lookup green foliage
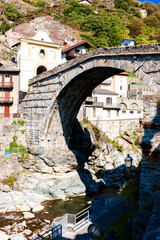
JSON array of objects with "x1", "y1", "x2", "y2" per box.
[
  {"x1": 144, "y1": 15, "x2": 159, "y2": 28},
  {"x1": 102, "y1": 208, "x2": 135, "y2": 240},
  {"x1": 133, "y1": 131, "x2": 137, "y2": 141},
  {"x1": 131, "y1": 144, "x2": 135, "y2": 150},
  {"x1": 1, "y1": 22, "x2": 11, "y2": 34},
  {"x1": 20, "y1": 130, "x2": 25, "y2": 134},
  {"x1": 54, "y1": 12, "x2": 63, "y2": 20},
  {"x1": 17, "y1": 119, "x2": 25, "y2": 126},
  {"x1": 80, "y1": 11, "x2": 123, "y2": 47},
  {"x1": 82, "y1": 118, "x2": 89, "y2": 124},
  {"x1": 109, "y1": 140, "x2": 124, "y2": 153},
  {"x1": 119, "y1": 178, "x2": 139, "y2": 206},
  {"x1": 23, "y1": 0, "x2": 31, "y2": 3},
  {"x1": 37, "y1": 0, "x2": 46, "y2": 9},
  {"x1": 114, "y1": 0, "x2": 132, "y2": 11},
  {"x1": 3, "y1": 3, "x2": 22, "y2": 21},
  {"x1": 129, "y1": 18, "x2": 145, "y2": 37},
  {"x1": 1, "y1": 50, "x2": 15, "y2": 60},
  {"x1": 3, "y1": 174, "x2": 17, "y2": 187},
  {"x1": 12, "y1": 134, "x2": 18, "y2": 142},
  {"x1": 91, "y1": 124, "x2": 101, "y2": 141}
]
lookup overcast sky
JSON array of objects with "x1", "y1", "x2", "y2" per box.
[{"x1": 139, "y1": 0, "x2": 160, "y2": 3}]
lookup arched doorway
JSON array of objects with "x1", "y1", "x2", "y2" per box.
[{"x1": 36, "y1": 66, "x2": 47, "y2": 75}]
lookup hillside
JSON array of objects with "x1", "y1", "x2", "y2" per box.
[{"x1": 0, "y1": 0, "x2": 159, "y2": 60}]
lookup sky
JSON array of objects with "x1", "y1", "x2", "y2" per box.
[{"x1": 139, "y1": 0, "x2": 160, "y2": 3}]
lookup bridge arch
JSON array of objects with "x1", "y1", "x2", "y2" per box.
[{"x1": 22, "y1": 44, "x2": 160, "y2": 163}]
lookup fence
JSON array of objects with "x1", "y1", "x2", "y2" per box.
[
  {"x1": 55, "y1": 191, "x2": 120, "y2": 233},
  {"x1": 35, "y1": 191, "x2": 121, "y2": 239},
  {"x1": 34, "y1": 223, "x2": 62, "y2": 240}
]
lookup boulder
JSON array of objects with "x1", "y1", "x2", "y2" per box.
[
  {"x1": 32, "y1": 205, "x2": 44, "y2": 212},
  {"x1": 23, "y1": 212, "x2": 35, "y2": 220},
  {"x1": 0, "y1": 231, "x2": 10, "y2": 240},
  {"x1": 11, "y1": 233, "x2": 27, "y2": 240},
  {"x1": 103, "y1": 163, "x2": 114, "y2": 171},
  {"x1": 23, "y1": 229, "x2": 32, "y2": 236},
  {"x1": 78, "y1": 169, "x2": 99, "y2": 194}
]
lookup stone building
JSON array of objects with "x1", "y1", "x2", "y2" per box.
[{"x1": 0, "y1": 62, "x2": 19, "y2": 117}]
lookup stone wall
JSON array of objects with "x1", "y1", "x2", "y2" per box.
[
  {"x1": 20, "y1": 44, "x2": 160, "y2": 165},
  {"x1": 0, "y1": 117, "x2": 26, "y2": 153},
  {"x1": 87, "y1": 118, "x2": 141, "y2": 140}
]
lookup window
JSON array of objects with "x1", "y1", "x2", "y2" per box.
[
  {"x1": 120, "y1": 86, "x2": 122, "y2": 90},
  {"x1": 39, "y1": 49, "x2": 45, "y2": 58},
  {"x1": 122, "y1": 110, "x2": 126, "y2": 114},
  {"x1": 106, "y1": 98, "x2": 112, "y2": 104},
  {"x1": 5, "y1": 75, "x2": 10, "y2": 82},
  {"x1": 117, "y1": 110, "x2": 119, "y2": 117},
  {"x1": 130, "y1": 111, "x2": 134, "y2": 114},
  {"x1": 137, "y1": 111, "x2": 141, "y2": 114}
]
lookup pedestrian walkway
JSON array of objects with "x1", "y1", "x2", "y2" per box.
[{"x1": 62, "y1": 197, "x2": 131, "y2": 240}]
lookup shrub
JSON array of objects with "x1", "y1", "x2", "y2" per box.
[
  {"x1": 119, "y1": 178, "x2": 139, "y2": 206},
  {"x1": 37, "y1": 0, "x2": 46, "y2": 9},
  {"x1": 91, "y1": 124, "x2": 101, "y2": 141},
  {"x1": 3, "y1": 174, "x2": 17, "y2": 187},
  {"x1": 54, "y1": 12, "x2": 63, "y2": 20},
  {"x1": 109, "y1": 140, "x2": 124, "y2": 153},
  {"x1": 12, "y1": 134, "x2": 18, "y2": 142},
  {"x1": 115, "y1": 0, "x2": 132, "y2": 11},
  {"x1": 3, "y1": 3, "x2": 22, "y2": 21},
  {"x1": 83, "y1": 118, "x2": 89, "y2": 124},
  {"x1": 17, "y1": 119, "x2": 25, "y2": 126},
  {"x1": 1, "y1": 22, "x2": 11, "y2": 34}
]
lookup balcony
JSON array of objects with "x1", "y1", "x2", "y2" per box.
[
  {"x1": 66, "y1": 51, "x2": 82, "y2": 60},
  {"x1": 0, "y1": 82, "x2": 13, "y2": 88},
  {"x1": 0, "y1": 97, "x2": 13, "y2": 104}
]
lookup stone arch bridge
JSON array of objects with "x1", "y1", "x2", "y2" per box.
[{"x1": 21, "y1": 44, "x2": 160, "y2": 165}]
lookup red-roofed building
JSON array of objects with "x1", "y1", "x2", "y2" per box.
[{"x1": 61, "y1": 40, "x2": 93, "y2": 62}]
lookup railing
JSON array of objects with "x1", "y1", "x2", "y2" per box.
[
  {"x1": 34, "y1": 223, "x2": 62, "y2": 240},
  {"x1": 0, "y1": 113, "x2": 21, "y2": 118},
  {"x1": 75, "y1": 205, "x2": 91, "y2": 231},
  {"x1": 35, "y1": 192, "x2": 121, "y2": 239},
  {"x1": 0, "y1": 97, "x2": 13, "y2": 103},
  {"x1": 54, "y1": 191, "x2": 120, "y2": 234},
  {"x1": 0, "y1": 82, "x2": 13, "y2": 88}
]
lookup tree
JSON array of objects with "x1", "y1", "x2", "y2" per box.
[
  {"x1": 4, "y1": 3, "x2": 22, "y2": 21},
  {"x1": 114, "y1": 0, "x2": 132, "y2": 11},
  {"x1": 129, "y1": 18, "x2": 145, "y2": 38}
]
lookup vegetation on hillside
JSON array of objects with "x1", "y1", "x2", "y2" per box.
[{"x1": 0, "y1": 0, "x2": 159, "y2": 47}]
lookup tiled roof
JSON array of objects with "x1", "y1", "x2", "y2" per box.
[
  {"x1": 0, "y1": 61, "x2": 19, "y2": 72},
  {"x1": 62, "y1": 40, "x2": 93, "y2": 53}
]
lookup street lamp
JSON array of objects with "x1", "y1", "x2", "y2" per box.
[{"x1": 124, "y1": 154, "x2": 133, "y2": 168}]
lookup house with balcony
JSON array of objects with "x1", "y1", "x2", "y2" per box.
[
  {"x1": 61, "y1": 40, "x2": 93, "y2": 62},
  {"x1": 0, "y1": 62, "x2": 19, "y2": 117},
  {"x1": 83, "y1": 73, "x2": 143, "y2": 138}
]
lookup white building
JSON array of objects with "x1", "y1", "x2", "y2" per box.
[
  {"x1": 120, "y1": 39, "x2": 135, "y2": 47},
  {"x1": 84, "y1": 73, "x2": 143, "y2": 136},
  {"x1": 61, "y1": 40, "x2": 93, "y2": 63},
  {"x1": 99, "y1": 72, "x2": 128, "y2": 98},
  {"x1": 14, "y1": 29, "x2": 63, "y2": 93},
  {"x1": 12, "y1": 29, "x2": 93, "y2": 98}
]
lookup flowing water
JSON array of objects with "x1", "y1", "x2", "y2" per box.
[{"x1": 0, "y1": 188, "x2": 115, "y2": 235}]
